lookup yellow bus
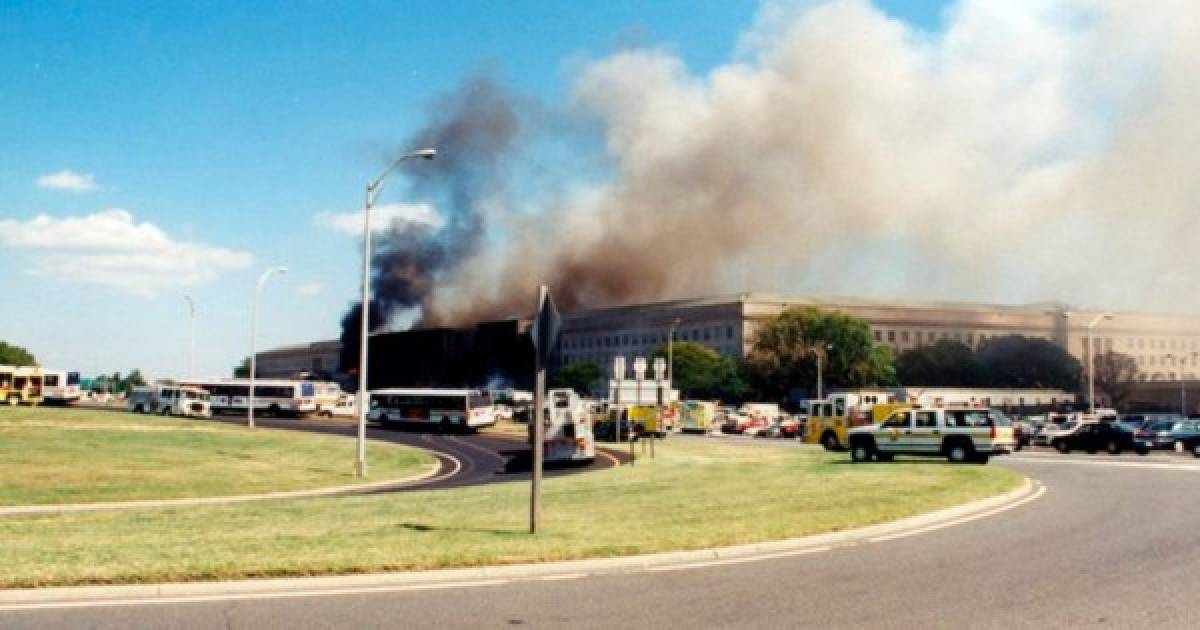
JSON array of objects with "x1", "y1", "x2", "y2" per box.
[{"x1": 1, "y1": 365, "x2": 44, "y2": 406}]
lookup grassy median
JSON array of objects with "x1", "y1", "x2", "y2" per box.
[
  {"x1": 0, "y1": 438, "x2": 1022, "y2": 588},
  {"x1": 0, "y1": 407, "x2": 436, "y2": 506}
]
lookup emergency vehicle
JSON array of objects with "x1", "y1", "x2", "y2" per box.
[
  {"x1": 679, "y1": 401, "x2": 717, "y2": 433},
  {"x1": 847, "y1": 406, "x2": 1017, "y2": 464},
  {"x1": 536, "y1": 388, "x2": 596, "y2": 464},
  {"x1": 802, "y1": 390, "x2": 908, "y2": 450}
]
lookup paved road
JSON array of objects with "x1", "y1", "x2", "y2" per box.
[
  {"x1": 5, "y1": 451, "x2": 1199, "y2": 628},
  {"x1": 213, "y1": 415, "x2": 628, "y2": 491}
]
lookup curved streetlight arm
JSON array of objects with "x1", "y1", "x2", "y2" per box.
[
  {"x1": 366, "y1": 148, "x2": 437, "y2": 206},
  {"x1": 182, "y1": 296, "x2": 194, "y2": 379},
  {"x1": 248, "y1": 266, "x2": 288, "y2": 429},
  {"x1": 356, "y1": 147, "x2": 436, "y2": 479}
]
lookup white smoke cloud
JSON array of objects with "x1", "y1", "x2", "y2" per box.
[
  {"x1": 0, "y1": 209, "x2": 252, "y2": 296},
  {"x1": 417, "y1": 0, "x2": 1200, "y2": 323},
  {"x1": 314, "y1": 203, "x2": 444, "y2": 236}
]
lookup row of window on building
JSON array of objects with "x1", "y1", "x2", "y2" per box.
[
  {"x1": 871, "y1": 328, "x2": 1050, "y2": 348},
  {"x1": 560, "y1": 325, "x2": 737, "y2": 352}
]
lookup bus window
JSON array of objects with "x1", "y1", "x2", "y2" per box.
[{"x1": 834, "y1": 399, "x2": 846, "y2": 416}]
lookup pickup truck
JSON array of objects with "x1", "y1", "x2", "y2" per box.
[{"x1": 847, "y1": 407, "x2": 1016, "y2": 464}]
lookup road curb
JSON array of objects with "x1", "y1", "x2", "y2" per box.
[
  {"x1": 0, "y1": 450, "x2": 444, "y2": 518},
  {"x1": 0, "y1": 477, "x2": 1039, "y2": 608}
]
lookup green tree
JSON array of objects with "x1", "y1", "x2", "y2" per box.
[
  {"x1": 976, "y1": 335, "x2": 1082, "y2": 391},
  {"x1": 896, "y1": 340, "x2": 984, "y2": 386},
  {"x1": 649, "y1": 341, "x2": 750, "y2": 402},
  {"x1": 121, "y1": 369, "x2": 146, "y2": 391},
  {"x1": 549, "y1": 362, "x2": 604, "y2": 396},
  {"x1": 1092, "y1": 351, "x2": 1139, "y2": 411},
  {"x1": 0, "y1": 341, "x2": 37, "y2": 366},
  {"x1": 745, "y1": 307, "x2": 895, "y2": 401},
  {"x1": 233, "y1": 357, "x2": 251, "y2": 378}
]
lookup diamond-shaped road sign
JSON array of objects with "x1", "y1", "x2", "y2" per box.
[{"x1": 530, "y1": 285, "x2": 561, "y2": 367}]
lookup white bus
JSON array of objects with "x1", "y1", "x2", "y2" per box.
[
  {"x1": 181, "y1": 379, "x2": 318, "y2": 417},
  {"x1": 128, "y1": 384, "x2": 212, "y2": 418},
  {"x1": 41, "y1": 369, "x2": 82, "y2": 405},
  {"x1": 367, "y1": 388, "x2": 497, "y2": 433},
  {"x1": 536, "y1": 389, "x2": 596, "y2": 464}
]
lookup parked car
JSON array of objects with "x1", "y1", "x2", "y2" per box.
[
  {"x1": 847, "y1": 406, "x2": 1016, "y2": 464},
  {"x1": 1034, "y1": 420, "x2": 1080, "y2": 447},
  {"x1": 1167, "y1": 419, "x2": 1200, "y2": 450},
  {"x1": 1176, "y1": 432, "x2": 1200, "y2": 458},
  {"x1": 754, "y1": 417, "x2": 802, "y2": 439},
  {"x1": 1049, "y1": 422, "x2": 1151, "y2": 455},
  {"x1": 1012, "y1": 420, "x2": 1034, "y2": 450},
  {"x1": 1141, "y1": 418, "x2": 1185, "y2": 450}
]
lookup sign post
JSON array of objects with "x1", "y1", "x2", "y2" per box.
[
  {"x1": 612, "y1": 356, "x2": 626, "y2": 441},
  {"x1": 528, "y1": 285, "x2": 560, "y2": 535}
]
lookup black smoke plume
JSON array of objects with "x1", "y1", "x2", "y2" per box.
[{"x1": 339, "y1": 72, "x2": 524, "y2": 373}]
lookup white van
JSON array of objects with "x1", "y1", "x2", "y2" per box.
[{"x1": 128, "y1": 385, "x2": 212, "y2": 418}]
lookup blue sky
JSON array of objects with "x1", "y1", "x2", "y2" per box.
[{"x1": 1, "y1": 1, "x2": 951, "y2": 378}]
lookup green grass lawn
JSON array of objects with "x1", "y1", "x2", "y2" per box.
[
  {"x1": 0, "y1": 437, "x2": 1022, "y2": 588},
  {"x1": 0, "y1": 407, "x2": 436, "y2": 506}
]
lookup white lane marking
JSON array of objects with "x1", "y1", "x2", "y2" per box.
[
  {"x1": 868, "y1": 482, "x2": 1047, "y2": 543},
  {"x1": 444, "y1": 434, "x2": 508, "y2": 467},
  {"x1": 596, "y1": 450, "x2": 620, "y2": 467},
  {"x1": 646, "y1": 546, "x2": 834, "y2": 572},
  {"x1": 0, "y1": 579, "x2": 512, "y2": 612},
  {"x1": 1007, "y1": 455, "x2": 1200, "y2": 472}
]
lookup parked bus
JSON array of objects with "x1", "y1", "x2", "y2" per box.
[
  {"x1": 127, "y1": 384, "x2": 212, "y2": 417},
  {"x1": 1, "y1": 365, "x2": 44, "y2": 406},
  {"x1": 180, "y1": 379, "x2": 318, "y2": 417},
  {"x1": 536, "y1": 388, "x2": 595, "y2": 464},
  {"x1": 367, "y1": 388, "x2": 497, "y2": 432},
  {"x1": 40, "y1": 369, "x2": 82, "y2": 405}
]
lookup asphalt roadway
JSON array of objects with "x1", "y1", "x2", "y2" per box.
[
  {"x1": 5, "y1": 448, "x2": 1200, "y2": 628},
  {"x1": 213, "y1": 415, "x2": 629, "y2": 490}
]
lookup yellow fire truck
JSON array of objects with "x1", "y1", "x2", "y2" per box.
[{"x1": 802, "y1": 390, "x2": 909, "y2": 450}]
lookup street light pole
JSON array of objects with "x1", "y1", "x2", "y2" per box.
[
  {"x1": 356, "y1": 147, "x2": 436, "y2": 478},
  {"x1": 1066, "y1": 311, "x2": 1113, "y2": 415},
  {"x1": 812, "y1": 343, "x2": 833, "y2": 400},
  {"x1": 183, "y1": 295, "x2": 195, "y2": 378},
  {"x1": 248, "y1": 266, "x2": 288, "y2": 429},
  {"x1": 667, "y1": 318, "x2": 681, "y2": 388}
]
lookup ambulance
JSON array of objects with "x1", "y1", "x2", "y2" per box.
[
  {"x1": 679, "y1": 400, "x2": 717, "y2": 433},
  {"x1": 536, "y1": 389, "x2": 596, "y2": 464}
]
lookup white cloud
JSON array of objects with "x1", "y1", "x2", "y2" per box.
[
  {"x1": 0, "y1": 209, "x2": 252, "y2": 296},
  {"x1": 35, "y1": 169, "x2": 99, "y2": 192},
  {"x1": 295, "y1": 281, "x2": 323, "y2": 297},
  {"x1": 313, "y1": 202, "x2": 443, "y2": 236}
]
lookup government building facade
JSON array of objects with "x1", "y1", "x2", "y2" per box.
[{"x1": 556, "y1": 293, "x2": 1200, "y2": 383}]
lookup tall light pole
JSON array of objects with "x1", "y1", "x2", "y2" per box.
[
  {"x1": 667, "y1": 318, "x2": 681, "y2": 388},
  {"x1": 356, "y1": 147, "x2": 436, "y2": 478},
  {"x1": 183, "y1": 295, "x2": 195, "y2": 378},
  {"x1": 812, "y1": 343, "x2": 833, "y2": 400},
  {"x1": 1064, "y1": 311, "x2": 1113, "y2": 414},
  {"x1": 248, "y1": 266, "x2": 288, "y2": 428},
  {"x1": 1165, "y1": 352, "x2": 1192, "y2": 416}
]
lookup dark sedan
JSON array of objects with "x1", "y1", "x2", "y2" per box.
[
  {"x1": 1050, "y1": 422, "x2": 1151, "y2": 455},
  {"x1": 1178, "y1": 434, "x2": 1200, "y2": 458}
]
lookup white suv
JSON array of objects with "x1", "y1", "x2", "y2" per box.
[{"x1": 847, "y1": 407, "x2": 1016, "y2": 464}]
